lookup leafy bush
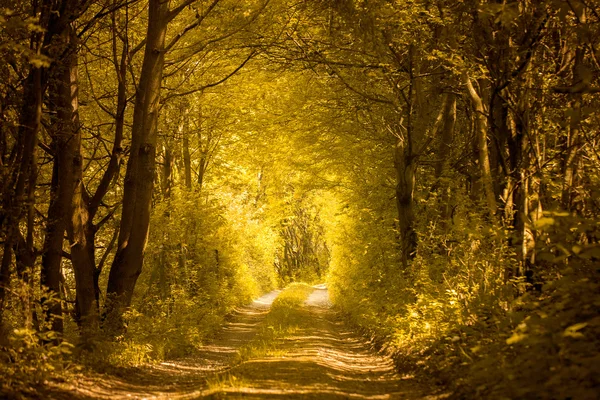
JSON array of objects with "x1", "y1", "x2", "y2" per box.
[
  {"x1": 328, "y1": 177, "x2": 600, "y2": 399},
  {"x1": 0, "y1": 325, "x2": 74, "y2": 397},
  {"x1": 80, "y1": 189, "x2": 279, "y2": 368}
]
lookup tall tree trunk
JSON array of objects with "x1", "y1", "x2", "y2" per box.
[
  {"x1": 394, "y1": 45, "x2": 420, "y2": 269},
  {"x1": 434, "y1": 93, "x2": 457, "y2": 221},
  {"x1": 178, "y1": 103, "x2": 192, "y2": 190},
  {"x1": 509, "y1": 97, "x2": 532, "y2": 283},
  {"x1": 394, "y1": 139, "x2": 417, "y2": 268},
  {"x1": 0, "y1": 242, "x2": 11, "y2": 324},
  {"x1": 182, "y1": 137, "x2": 192, "y2": 190},
  {"x1": 61, "y1": 34, "x2": 101, "y2": 330},
  {"x1": 394, "y1": 50, "x2": 448, "y2": 267},
  {"x1": 489, "y1": 92, "x2": 511, "y2": 204},
  {"x1": 68, "y1": 9, "x2": 128, "y2": 329},
  {"x1": 0, "y1": 65, "x2": 43, "y2": 325},
  {"x1": 197, "y1": 154, "x2": 208, "y2": 191},
  {"x1": 41, "y1": 24, "x2": 80, "y2": 336},
  {"x1": 106, "y1": 0, "x2": 169, "y2": 327},
  {"x1": 1, "y1": 0, "x2": 91, "y2": 328},
  {"x1": 464, "y1": 73, "x2": 497, "y2": 217},
  {"x1": 561, "y1": 46, "x2": 585, "y2": 212},
  {"x1": 161, "y1": 146, "x2": 173, "y2": 199},
  {"x1": 434, "y1": 94, "x2": 456, "y2": 178},
  {"x1": 0, "y1": 0, "x2": 64, "y2": 325}
]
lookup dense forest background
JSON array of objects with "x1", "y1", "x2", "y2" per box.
[{"x1": 1, "y1": 0, "x2": 599, "y2": 398}]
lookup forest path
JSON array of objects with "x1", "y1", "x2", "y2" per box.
[
  {"x1": 45, "y1": 287, "x2": 443, "y2": 399},
  {"x1": 45, "y1": 290, "x2": 281, "y2": 399},
  {"x1": 200, "y1": 286, "x2": 442, "y2": 399}
]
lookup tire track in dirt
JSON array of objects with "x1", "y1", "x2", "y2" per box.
[
  {"x1": 43, "y1": 288, "x2": 444, "y2": 399},
  {"x1": 202, "y1": 286, "x2": 444, "y2": 399}
]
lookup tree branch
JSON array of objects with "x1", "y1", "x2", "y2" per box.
[
  {"x1": 162, "y1": 50, "x2": 256, "y2": 102},
  {"x1": 166, "y1": 0, "x2": 222, "y2": 49}
]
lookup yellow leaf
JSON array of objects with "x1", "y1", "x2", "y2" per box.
[
  {"x1": 534, "y1": 217, "x2": 555, "y2": 229},
  {"x1": 563, "y1": 322, "x2": 588, "y2": 338},
  {"x1": 506, "y1": 332, "x2": 527, "y2": 345}
]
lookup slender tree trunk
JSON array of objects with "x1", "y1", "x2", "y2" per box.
[
  {"x1": 0, "y1": 241, "x2": 13, "y2": 325},
  {"x1": 68, "y1": 13, "x2": 128, "y2": 328},
  {"x1": 0, "y1": 67, "x2": 42, "y2": 324},
  {"x1": 394, "y1": 139, "x2": 417, "y2": 268},
  {"x1": 464, "y1": 73, "x2": 497, "y2": 217},
  {"x1": 14, "y1": 231, "x2": 37, "y2": 329},
  {"x1": 161, "y1": 146, "x2": 173, "y2": 199},
  {"x1": 434, "y1": 94, "x2": 456, "y2": 178},
  {"x1": 561, "y1": 47, "x2": 584, "y2": 212},
  {"x1": 106, "y1": 0, "x2": 169, "y2": 327},
  {"x1": 197, "y1": 155, "x2": 208, "y2": 191},
  {"x1": 183, "y1": 137, "x2": 192, "y2": 190},
  {"x1": 1, "y1": 0, "x2": 90, "y2": 328},
  {"x1": 40, "y1": 157, "x2": 68, "y2": 336},
  {"x1": 62, "y1": 38, "x2": 100, "y2": 329},
  {"x1": 178, "y1": 103, "x2": 192, "y2": 190},
  {"x1": 434, "y1": 93, "x2": 456, "y2": 221},
  {"x1": 509, "y1": 102, "x2": 531, "y2": 282},
  {"x1": 394, "y1": 45, "x2": 419, "y2": 269},
  {"x1": 41, "y1": 25, "x2": 80, "y2": 336},
  {"x1": 489, "y1": 92, "x2": 510, "y2": 203}
]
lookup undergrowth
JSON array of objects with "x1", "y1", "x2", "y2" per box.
[
  {"x1": 329, "y1": 188, "x2": 600, "y2": 399},
  {"x1": 1, "y1": 191, "x2": 279, "y2": 398},
  {"x1": 75, "y1": 191, "x2": 277, "y2": 371}
]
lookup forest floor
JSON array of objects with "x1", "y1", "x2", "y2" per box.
[{"x1": 38, "y1": 286, "x2": 446, "y2": 399}]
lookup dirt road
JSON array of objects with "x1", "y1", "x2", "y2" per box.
[
  {"x1": 44, "y1": 287, "x2": 441, "y2": 399},
  {"x1": 201, "y1": 286, "x2": 440, "y2": 399}
]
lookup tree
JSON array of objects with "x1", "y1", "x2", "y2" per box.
[{"x1": 106, "y1": 0, "x2": 270, "y2": 326}]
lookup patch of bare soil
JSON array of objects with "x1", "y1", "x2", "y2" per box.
[{"x1": 204, "y1": 287, "x2": 445, "y2": 399}]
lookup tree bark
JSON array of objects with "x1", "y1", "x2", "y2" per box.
[
  {"x1": 394, "y1": 139, "x2": 417, "y2": 268},
  {"x1": 68, "y1": 11, "x2": 128, "y2": 329},
  {"x1": 161, "y1": 146, "x2": 173, "y2": 199},
  {"x1": 63, "y1": 40, "x2": 100, "y2": 329},
  {"x1": 0, "y1": 241, "x2": 13, "y2": 325},
  {"x1": 464, "y1": 73, "x2": 497, "y2": 217},
  {"x1": 178, "y1": 103, "x2": 192, "y2": 190},
  {"x1": 0, "y1": 0, "x2": 75, "y2": 326},
  {"x1": 41, "y1": 24, "x2": 80, "y2": 336},
  {"x1": 509, "y1": 97, "x2": 532, "y2": 282},
  {"x1": 0, "y1": 64, "x2": 43, "y2": 325},
  {"x1": 106, "y1": 0, "x2": 169, "y2": 327},
  {"x1": 434, "y1": 93, "x2": 456, "y2": 221},
  {"x1": 197, "y1": 154, "x2": 208, "y2": 191},
  {"x1": 393, "y1": 45, "x2": 420, "y2": 269},
  {"x1": 561, "y1": 46, "x2": 585, "y2": 212},
  {"x1": 434, "y1": 94, "x2": 456, "y2": 178}
]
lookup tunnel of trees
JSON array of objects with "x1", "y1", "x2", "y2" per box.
[{"x1": 0, "y1": 0, "x2": 599, "y2": 398}]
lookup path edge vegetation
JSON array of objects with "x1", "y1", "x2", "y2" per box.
[{"x1": 330, "y1": 255, "x2": 600, "y2": 399}]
